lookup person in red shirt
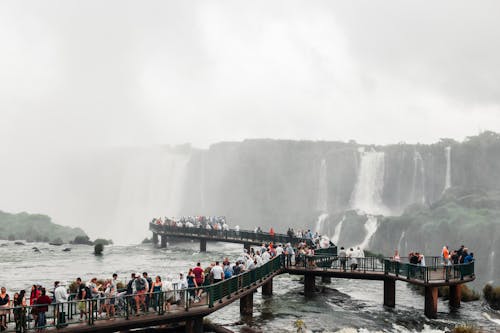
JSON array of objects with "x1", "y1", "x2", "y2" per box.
[
  {"x1": 36, "y1": 288, "x2": 52, "y2": 330},
  {"x1": 192, "y1": 262, "x2": 205, "y2": 301}
]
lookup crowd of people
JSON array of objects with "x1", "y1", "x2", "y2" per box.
[
  {"x1": 152, "y1": 216, "x2": 229, "y2": 231},
  {"x1": 0, "y1": 240, "x2": 294, "y2": 332}
]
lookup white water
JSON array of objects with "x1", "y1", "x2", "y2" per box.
[
  {"x1": 113, "y1": 148, "x2": 190, "y2": 244},
  {"x1": 357, "y1": 215, "x2": 378, "y2": 250},
  {"x1": 411, "y1": 151, "x2": 426, "y2": 204},
  {"x1": 443, "y1": 146, "x2": 452, "y2": 193},
  {"x1": 331, "y1": 215, "x2": 345, "y2": 245},
  {"x1": 350, "y1": 149, "x2": 389, "y2": 215},
  {"x1": 317, "y1": 159, "x2": 328, "y2": 212},
  {"x1": 489, "y1": 251, "x2": 496, "y2": 283},
  {"x1": 315, "y1": 213, "x2": 329, "y2": 234},
  {"x1": 397, "y1": 231, "x2": 406, "y2": 253}
]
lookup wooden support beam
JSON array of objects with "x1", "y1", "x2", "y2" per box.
[
  {"x1": 424, "y1": 286, "x2": 438, "y2": 319},
  {"x1": 449, "y1": 284, "x2": 461, "y2": 308},
  {"x1": 160, "y1": 235, "x2": 167, "y2": 248},
  {"x1": 240, "y1": 292, "x2": 253, "y2": 316},
  {"x1": 383, "y1": 278, "x2": 396, "y2": 308},
  {"x1": 152, "y1": 233, "x2": 158, "y2": 246},
  {"x1": 200, "y1": 239, "x2": 207, "y2": 252},
  {"x1": 185, "y1": 317, "x2": 204, "y2": 333},
  {"x1": 262, "y1": 278, "x2": 273, "y2": 296},
  {"x1": 304, "y1": 274, "x2": 316, "y2": 297}
]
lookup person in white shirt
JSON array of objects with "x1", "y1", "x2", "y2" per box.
[
  {"x1": 211, "y1": 262, "x2": 224, "y2": 283},
  {"x1": 276, "y1": 244, "x2": 284, "y2": 256},
  {"x1": 54, "y1": 281, "x2": 68, "y2": 324}
]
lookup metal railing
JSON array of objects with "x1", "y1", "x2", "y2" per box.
[
  {"x1": 288, "y1": 254, "x2": 385, "y2": 273},
  {"x1": 150, "y1": 223, "x2": 315, "y2": 247},
  {"x1": 383, "y1": 258, "x2": 475, "y2": 283},
  {"x1": 0, "y1": 257, "x2": 284, "y2": 332}
]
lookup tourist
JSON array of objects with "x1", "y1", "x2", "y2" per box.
[
  {"x1": 29, "y1": 285, "x2": 40, "y2": 324},
  {"x1": 0, "y1": 287, "x2": 9, "y2": 331},
  {"x1": 211, "y1": 261, "x2": 224, "y2": 283},
  {"x1": 186, "y1": 268, "x2": 198, "y2": 302},
  {"x1": 349, "y1": 248, "x2": 358, "y2": 271},
  {"x1": 163, "y1": 277, "x2": 175, "y2": 312},
  {"x1": 126, "y1": 273, "x2": 137, "y2": 313},
  {"x1": 441, "y1": 245, "x2": 450, "y2": 265},
  {"x1": 76, "y1": 278, "x2": 89, "y2": 321},
  {"x1": 103, "y1": 280, "x2": 116, "y2": 319},
  {"x1": 193, "y1": 263, "x2": 204, "y2": 301},
  {"x1": 54, "y1": 281, "x2": 68, "y2": 326},
  {"x1": 134, "y1": 272, "x2": 149, "y2": 313},
  {"x1": 339, "y1": 247, "x2": 347, "y2": 272},
  {"x1": 392, "y1": 250, "x2": 401, "y2": 262},
  {"x1": 143, "y1": 272, "x2": 153, "y2": 310},
  {"x1": 35, "y1": 288, "x2": 52, "y2": 330},
  {"x1": 148, "y1": 276, "x2": 162, "y2": 310},
  {"x1": 285, "y1": 243, "x2": 294, "y2": 266},
  {"x1": 14, "y1": 290, "x2": 27, "y2": 333},
  {"x1": 464, "y1": 252, "x2": 474, "y2": 263}
]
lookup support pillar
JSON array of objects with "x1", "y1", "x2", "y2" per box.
[
  {"x1": 321, "y1": 276, "x2": 331, "y2": 284},
  {"x1": 304, "y1": 274, "x2": 316, "y2": 297},
  {"x1": 449, "y1": 284, "x2": 462, "y2": 308},
  {"x1": 243, "y1": 242, "x2": 251, "y2": 253},
  {"x1": 160, "y1": 235, "x2": 167, "y2": 248},
  {"x1": 424, "y1": 286, "x2": 438, "y2": 319},
  {"x1": 383, "y1": 278, "x2": 396, "y2": 308},
  {"x1": 152, "y1": 233, "x2": 158, "y2": 246},
  {"x1": 200, "y1": 239, "x2": 207, "y2": 252},
  {"x1": 185, "y1": 317, "x2": 204, "y2": 333},
  {"x1": 240, "y1": 292, "x2": 253, "y2": 316},
  {"x1": 262, "y1": 279, "x2": 273, "y2": 296}
]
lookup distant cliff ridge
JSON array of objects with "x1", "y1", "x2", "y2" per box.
[{"x1": 0, "y1": 211, "x2": 87, "y2": 243}]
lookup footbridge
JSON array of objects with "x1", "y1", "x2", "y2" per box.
[{"x1": 149, "y1": 222, "x2": 313, "y2": 252}]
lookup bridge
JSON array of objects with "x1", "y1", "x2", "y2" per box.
[
  {"x1": 149, "y1": 222, "x2": 317, "y2": 252},
  {"x1": 0, "y1": 229, "x2": 475, "y2": 332}
]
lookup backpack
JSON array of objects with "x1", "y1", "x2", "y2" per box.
[
  {"x1": 85, "y1": 286, "x2": 93, "y2": 299},
  {"x1": 135, "y1": 278, "x2": 146, "y2": 291}
]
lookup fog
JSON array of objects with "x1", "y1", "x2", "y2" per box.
[{"x1": 1, "y1": 1, "x2": 500, "y2": 242}]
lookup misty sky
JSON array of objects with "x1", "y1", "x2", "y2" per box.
[{"x1": 2, "y1": 0, "x2": 500, "y2": 155}]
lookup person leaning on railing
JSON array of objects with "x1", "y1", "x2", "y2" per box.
[{"x1": 0, "y1": 287, "x2": 9, "y2": 331}]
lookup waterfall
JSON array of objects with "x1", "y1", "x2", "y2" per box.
[
  {"x1": 315, "y1": 159, "x2": 329, "y2": 234},
  {"x1": 113, "y1": 148, "x2": 190, "y2": 244},
  {"x1": 357, "y1": 215, "x2": 378, "y2": 250},
  {"x1": 350, "y1": 149, "x2": 389, "y2": 215},
  {"x1": 411, "y1": 151, "x2": 426, "y2": 204},
  {"x1": 443, "y1": 146, "x2": 452, "y2": 193},
  {"x1": 489, "y1": 251, "x2": 496, "y2": 283},
  {"x1": 315, "y1": 213, "x2": 329, "y2": 234},
  {"x1": 331, "y1": 215, "x2": 345, "y2": 245},
  {"x1": 397, "y1": 231, "x2": 406, "y2": 253},
  {"x1": 317, "y1": 159, "x2": 328, "y2": 212}
]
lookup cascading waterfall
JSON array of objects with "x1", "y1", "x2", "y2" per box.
[
  {"x1": 331, "y1": 215, "x2": 345, "y2": 245},
  {"x1": 317, "y1": 159, "x2": 328, "y2": 212},
  {"x1": 315, "y1": 159, "x2": 329, "y2": 234},
  {"x1": 443, "y1": 146, "x2": 452, "y2": 193},
  {"x1": 489, "y1": 251, "x2": 496, "y2": 283},
  {"x1": 397, "y1": 231, "x2": 406, "y2": 253},
  {"x1": 411, "y1": 151, "x2": 426, "y2": 204},
  {"x1": 357, "y1": 215, "x2": 378, "y2": 250},
  {"x1": 113, "y1": 148, "x2": 190, "y2": 244},
  {"x1": 350, "y1": 148, "x2": 389, "y2": 215}
]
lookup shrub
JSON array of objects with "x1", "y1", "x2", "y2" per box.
[
  {"x1": 483, "y1": 284, "x2": 500, "y2": 309},
  {"x1": 72, "y1": 235, "x2": 93, "y2": 245},
  {"x1": 93, "y1": 239, "x2": 113, "y2": 246},
  {"x1": 142, "y1": 237, "x2": 152, "y2": 244}
]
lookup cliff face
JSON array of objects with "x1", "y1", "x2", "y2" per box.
[{"x1": 172, "y1": 132, "x2": 500, "y2": 286}]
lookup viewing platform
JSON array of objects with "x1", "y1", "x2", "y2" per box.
[{"x1": 149, "y1": 222, "x2": 315, "y2": 251}]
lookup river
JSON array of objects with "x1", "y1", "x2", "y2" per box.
[{"x1": 0, "y1": 241, "x2": 498, "y2": 333}]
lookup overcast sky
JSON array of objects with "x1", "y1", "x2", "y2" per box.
[{"x1": 2, "y1": 0, "x2": 500, "y2": 154}]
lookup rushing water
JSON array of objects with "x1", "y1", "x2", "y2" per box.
[
  {"x1": 0, "y1": 240, "x2": 498, "y2": 333},
  {"x1": 443, "y1": 147, "x2": 452, "y2": 194},
  {"x1": 350, "y1": 150, "x2": 389, "y2": 216}
]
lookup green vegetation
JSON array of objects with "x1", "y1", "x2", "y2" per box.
[
  {"x1": 483, "y1": 284, "x2": 500, "y2": 309},
  {"x1": 93, "y1": 238, "x2": 113, "y2": 246},
  {"x1": 0, "y1": 210, "x2": 87, "y2": 244}
]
